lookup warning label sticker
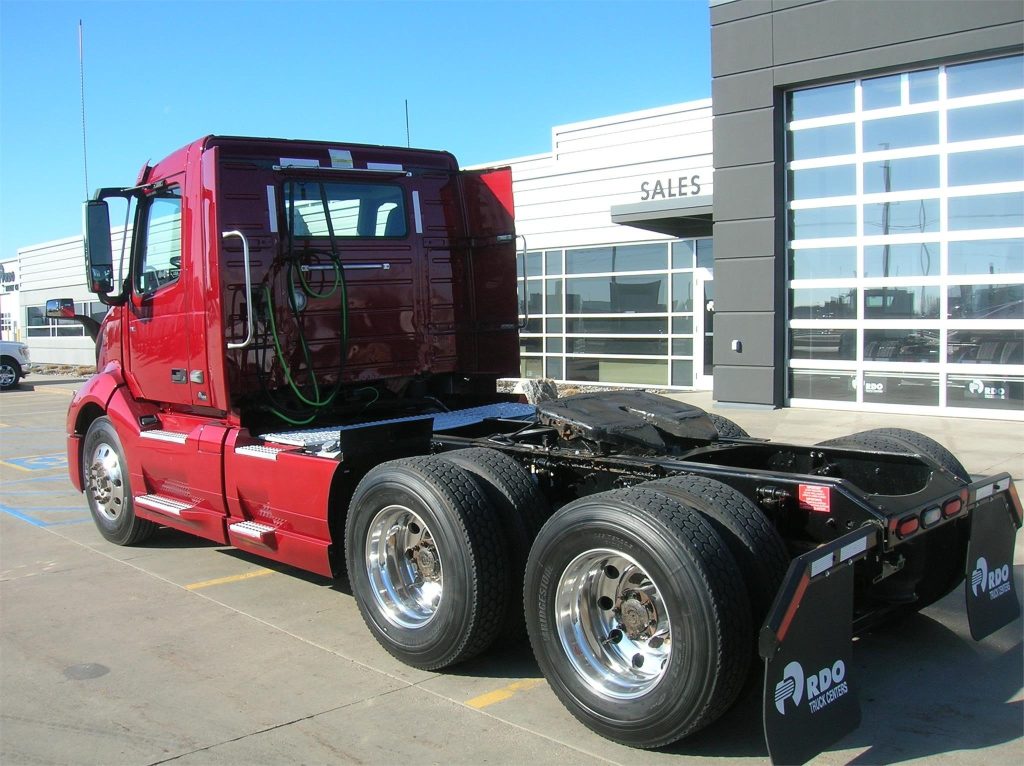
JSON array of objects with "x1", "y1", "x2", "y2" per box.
[{"x1": 799, "y1": 484, "x2": 831, "y2": 514}]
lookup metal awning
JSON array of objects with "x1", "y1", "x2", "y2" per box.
[{"x1": 610, "y1": 195, "x2": 714, "y2": 237}]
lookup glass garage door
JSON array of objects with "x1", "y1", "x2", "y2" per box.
[{"x1": 786, "y1": 54, "x2": 1024, "y2": 417}]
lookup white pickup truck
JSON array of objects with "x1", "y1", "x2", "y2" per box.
[{"x1": 0, "y1": 340, "x2": 30, "y2": 390}]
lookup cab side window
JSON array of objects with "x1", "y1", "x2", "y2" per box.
[{"x1": 136, "y1": 190, "x2": 182, "y2": 294}]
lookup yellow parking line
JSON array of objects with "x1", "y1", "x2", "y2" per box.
[
  {"x1": 0, "y1": 460, "x2": 32, "y2": 473},
  {"x1": 184, "y1": 568, "x2": 275, "y2": 590},
  {"x1": 465, "y1": 678, "x2": 543, "y2": 709}
]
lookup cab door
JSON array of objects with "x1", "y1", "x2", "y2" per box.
[{"x1": 125, "y1": 183, "x2": 193, "y2": 406}]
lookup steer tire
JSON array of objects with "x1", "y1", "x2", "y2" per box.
[
  {"x1": 0, "y1": 356, "x2": 22, "y2": 390},
  {"x1": 82, "y1": 417, "x2": 157, "y2": 545},
  {"x1": 525, "y1": 486, "x2": 751, "y2": 748},
  {"x1": 439, "y1": 448, "x2": 549, "y2": 638},
  {"x1": 709, "y1": 413, "x2": 750, "y2": 439},
  {"x1": 817, "y1": 428, "x2": 970, "y2": 612},
  {"x1": 345, "y1": 456, "x2": 508, "y2": 670}
]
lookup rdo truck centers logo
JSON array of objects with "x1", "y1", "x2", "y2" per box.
[
  {"x1": 971, "y1": 556, "x2": 1012, "y2": 601},
  {"x1": 774, "y1": 660, "x2": 849, "y2": 715}
]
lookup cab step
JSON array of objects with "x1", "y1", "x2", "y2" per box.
[
  {"x1": 135, "y1": 494, "x2": 195, "y2": 517},
  {"x1": 234, "y1": 444, "x2": 286, "y2": 461},
  {"x1": 228, "y1": 520, "x2": 277, "y2": 547},
  {"x1": 139, "y1": 429, "x2": 189, "y2": 445}
]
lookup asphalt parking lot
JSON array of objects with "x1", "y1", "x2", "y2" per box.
[{"x1": 2, "y1": 377, "x2": 1022, "y2": 766}]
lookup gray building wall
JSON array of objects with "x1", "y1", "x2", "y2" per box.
[{"x1": 709, "y1": 0, "x2": 1024, "y2": 405}]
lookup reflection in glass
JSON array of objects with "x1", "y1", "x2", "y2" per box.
[
  {"x1": 948, "y1": 101, "x2": 1024, "y2": 143},
  {"x1": 565, "y1": 276, "x2": 667, "y2": 313},
  {"x1": 546, "y1": 357, "x2": 563, "y2": 380},
  {"x1": 790, "y1": 247, "x2": 857, "y2": 279},
  {"x1": 520, "y1": 358, "x2": 543, "y2": 378},
  {"x1": 862, "y1": 74, "x2": 901, "y2": 110},
  {"x1": 863, "y1": 243, "x2": 938, "y2": 277},
  {"x1": 672, "y1": 316, "x2": 694, "y2": 334},
  {"x1": 672, "y1": 338, "x2": 694, "y2": 357},
  {"x1": 546, "y1": 317, "x2": 563, "y2": 333},
  {"x1": 546, "y1": 337, "x2": 563, "y2": 353},
  {"x1": 948, "y1": 147, "x2": 1024, "y2": 187},
  {"x1": 790, "y1": 370, "x2": 857, "y2": 402},
  {"x1": 790, "y1": 165, "x2": 856, "y2": 199},
  {"x1": 566, "y1": 243, "x2": 666, "y2": 274},
  {"x1": 863, "y1": 112, "x2": 939, "y2": 151},
  {"x1": 696, "y1": 239, "x2": 714, "y2": 269},
  {"x1": 946, "y1": 55, "x2": 1024, "y2": 99},
  {"x1": 566, "y1": 358, "x2": 667, "y2": 386},
  {"x1": 788, "y1": 81, "x2": 855, "y2": 121},
  {"x1": 948, "y1": 329, "x2": 1024, "y2": 364},
  {"x1": 863, "y1": 330, "x2": 939, "y2": 362},
  {"x1": 947, "y1": 284, "x2": 1024, "y2": 319},
  {"x1": 791, "y1": 287, "x2": 856, "y2": 319},
  {"x1": 948, "y1": 239, "x2": 1024, "y2": 275},
  {"x1": 863, "y1": 286, "x2": 940, "y2": 318},
  {"x1": 949, "y1": 193, "x2": 1024, "y2": 230},
  {"x1": 862, "y1": 373, "x2": 940, "y2": 406},
  {"x1": 789, "y1": 206, "x2": 857, "y2": 239},
  {"x1": 788, "y1": 124, "x2": 856, "y2": 161},
  {"x1": 672, "y1": 240, "x2": 695, "y2": 269},
  {"x1": 567, "y1": 338, "x2": 668, "y2": 356},
  {"x1": 789, "y1": 328, "x2": 856, "y2": 360},
  {"x1": 520, "y1": 337, "x2": 542, "y2": 354},
  {"x1": 545, "y1": 250, "x2": 563, "y2": 275},
  {"x1": 526, "y1": 251, "x2": 543, "y2": 277},
  {"x1": 948, "y1": 375, "x2": 1024, "y2": 411},
  {"x1": 672, "y1": 272, "x2": 694, "y2": 311},
  {"x1": 863, "y1": 199, "x2": 939, "y2": 235},
  {"x1": 546, "y1": 279, "x2": 563, "y2": 313},
  {"x1": 566, "y1": 317, "x2": 667, "y2": 334},
  {"x1": 863, "y1": 155, "x2": 939, "y2": 193},
  {"x1": 672, "y1": 360, "x2": 693, "y2": 386},
  {"x1": 908, "y1": 69, "x2": 938, "y2": 103}
]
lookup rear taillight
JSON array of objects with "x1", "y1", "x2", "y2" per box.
[
  {"x1": 942, "y1": 497, "x2": 963, "y2": 518},
  {"x1": 897, "y1": 515, "x2": 920, "y2": 538}
]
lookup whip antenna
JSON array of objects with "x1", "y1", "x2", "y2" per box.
[
  {"x1": 79, "y1": 19, "x2": 90, "y2": 199},
  {"x1": 405, "y1": 99, "x2": 410, "y2": 148}
]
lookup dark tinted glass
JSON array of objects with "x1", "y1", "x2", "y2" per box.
[
  {"x1": 947, "y1": 284, "x2": 1024, "y2": 319},
  {"x1": 863, "y1": 286, "x2": 940, "y2": 318},
  {"x1": 790, "y1": 287, "x2": 856, "y2": 319},
  {"x1": 863, "y1": 330, "x2": 939, "y2": 362},
  {"x1": 672, "y1": 316, "x2": 694, "y2": 334},
  {"x1": 672, "y1": 338, "x2": 694, "y2": 356},
  {"x1": 546, "y1": 337, "x2": 563, "y2": 353},
  {"x1": 566, "y1": 244, "x2": 665, "y2": 274},
  {"x1": 948, "y1": 375, "x2": 1024, "y2": 411},
  {"x1": 862, "y1": 373, "x2": 939, "y2": 406},
  {"x1": 546, "y1": 357, "x2": 563, "y2": 379},
  {"x1": 789, "y1": 329, "x2": 857, "y2": 360},
  {"x1": 566, "y1": 337, "x2": 667, "y2": 355},
  {"x1": 948, "y1": 329, "x2": 1024, "y2": 364},
  {"x1": 565, "y1": 317, "x2": 667, "y2": 334},
  {"x1": 790, "y1": 370, "x2": 857, "y2": 402},
  {"x1": 546, "y1": 279, "x2": 562, "y2": 313}
]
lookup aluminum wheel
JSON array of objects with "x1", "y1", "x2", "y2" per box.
[
  {"x1": 0, "y1": 362, "x2": 17, "y2": 389},
  {"x1": 555, "y1": 548, "x2": 672, "y2": 700},
  {"x1": 85, "y1": 442, "x2": 126, "y2": 522},
  {"x1": 366, "y1": 504, "x2": 443, "y2": 629}
]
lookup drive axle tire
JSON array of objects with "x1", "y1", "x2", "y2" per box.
[
  {"x1": 82, "y1": 417, "x2": 157, "y2": 546},
  {"x1": 439, "y1": 448, "x2": 549, "y2": 637},
  {"x1": 643, "y1": 474, "x2": 788, "y2": 629},
  {"x1": 525, "y1": 487, "x2": 751, "y2": 748},
  {"x1": 345, "y1": 456, "x2": 509, "y2": 670},
  {"x1": 709, "y1": 413, "x2": 749, "y2": 439}
]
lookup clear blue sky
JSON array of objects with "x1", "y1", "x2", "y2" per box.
[{"x1": 0, "y1": 0, "x2": 711, "y2": 261}]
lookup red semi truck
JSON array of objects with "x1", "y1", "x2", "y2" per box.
[{"x1": 51, "y1": 135, "x2": 1021, "y2": 764}]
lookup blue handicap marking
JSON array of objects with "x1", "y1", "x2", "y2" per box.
[{"x1": 5, "y1": 454, "x2": 68, "y2": 471}]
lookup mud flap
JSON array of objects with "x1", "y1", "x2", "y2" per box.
[
  {"x1": 759, "y1": 526, "x2": 877, "y2": 766},
  {"x1": 965, "y1": 479, "x2": 1021, "y2": 640}
]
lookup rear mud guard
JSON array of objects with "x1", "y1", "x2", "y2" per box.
[
  {"x1": 759, "y1": 526, "x2": 878, "y2": 766},
  {"x1": 965, "y1": 475, "x2": 1022, "y2": 640}
]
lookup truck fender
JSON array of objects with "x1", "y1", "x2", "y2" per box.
[{"x1": 759, "y1": 526, "x2": 878, "y2": 766}]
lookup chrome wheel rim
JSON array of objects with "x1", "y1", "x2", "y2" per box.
[
  {"x1": 555, "y1": 548, "x2": 672, "y2": 699},
  {"x1": 0, "y1": 364, "x2": 15, "y2": 387},
  {"x1": 366, "y1": 505, "x2": 443, "y2": 629},
  {"x1": 86, "y1": 442, "x2": 125, "y2": 522}
]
